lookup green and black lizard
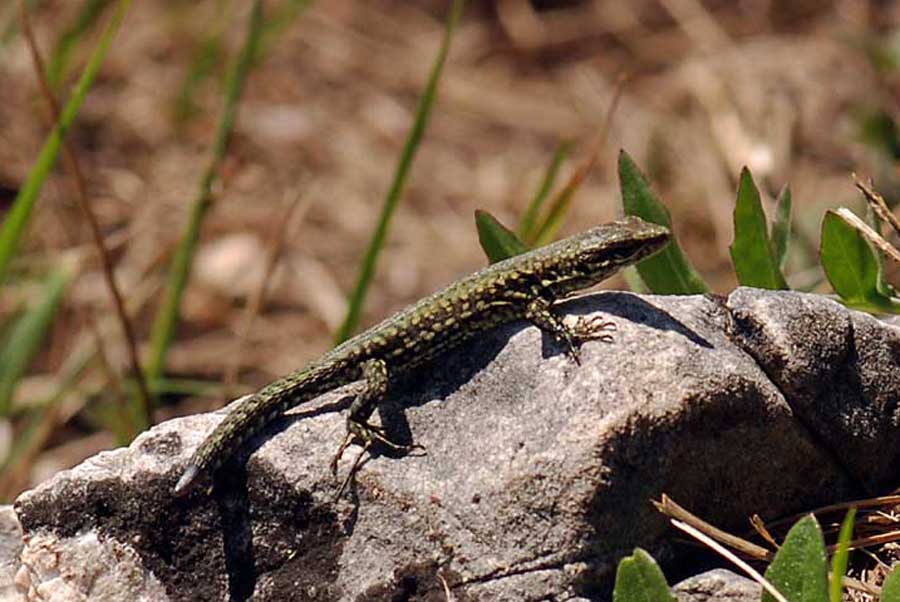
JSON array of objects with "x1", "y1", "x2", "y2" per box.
[{"x1": 174, "y1": 216, "x2": 669, "y2": 496}]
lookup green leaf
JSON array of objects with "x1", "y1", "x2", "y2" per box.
[
  {"x1": 820, "y1": 210, "x2": 900, "y2": 313},
  {"x1": 334, "y1": 0, "x2": 465, "y2": 344},
  {"x1": 0, "y1": 0, "x2": 132, "y2": 286},
  {"x1": 730, "y1": 167, "x2": 788, "y2": 289},
  {"x1": 771, "y1": 185, "x2": 792, "y2": 270},
  {"x1": 865, "y1": 204, "x2": 896, "y2": 298},
  {"x1": 518, "y1": 139, "x2": 572, "y2": 244},
  {"x1": 883, "y1": 567, "x2": 900, "y2": 602},
  {"x1": 618, "y1": 150, "x2": 709, "y2": 294},
  {"x1": 762, "y1": 515, "x2": 828, "y2": 602},
  {"x1": 0, "y1": 268, "x2": 72, "y2": 415},
  {"x1": 613, "y1": 548, "x2": 674, "y2": 602},
  {"x1": 623, "y1": 266, "x2": 649, "y2": 294},
  {"x1": 830, "y1": 507, "x2": 856, "y2": 602},
  {"x1": 476, "y1": 210, "x2": 527, "y2": 263}
]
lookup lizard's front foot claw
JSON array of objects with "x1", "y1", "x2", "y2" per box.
[{"x1": 570, "y1": 315, "x2": 616, "y2": 343}]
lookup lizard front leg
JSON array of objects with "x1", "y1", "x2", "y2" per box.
[{"x1": 524, "y1": 296, "x2": 615, "y2": 365}]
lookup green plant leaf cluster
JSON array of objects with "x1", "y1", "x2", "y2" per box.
[
  {"x1": 612, "y1": 510, "x2": 900, "y2": 601},
  {"x1": 483, "y1": 145, "x2": 900, "y2": 314}
]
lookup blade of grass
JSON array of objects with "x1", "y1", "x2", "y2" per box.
[
  {"x1": 146, "y1": 0, "x2": 265, "y2": 387},
  {"x1": 333, "y1": 0, "x2": 465, "y2": 344},
  {"x1": 257, "y1": 0, "x2": 314, "y2": 59},
  {"x1": 46, "y1": 0, "x2": 112, "y2": 91},
  {"x1": 174, "y1": 0, "x2": 231, "y2": 123},
  {"x1": 771, "y1": 185, "x2": 792, "y2": 270},
  {"x1": 18, "y1": 0, "x2": 151, "y2": 433},
  {"x1": 0, "y1": 270, "x2": 161, "y2": 498},
  {"x1": 0, "y1": 0, "x2": 132, "y2": 285},
  {"x1": 476, "y1": 209, "x2": 527, "y2": 263},
  {"x1": 618, "y1": 150, "x2": 709, "y2": 294},
  {"x1": 830, "y1": 507, "x2": 856, "y2": 602},
  {"x1": 531, "y1": 73, "x2": 628, "y2": 247},
  {"x1": 517, "y1": 139, "x2": 572, "y2": 243},
  {"x1": 730, "y1": 167, "x2": 788, "y2": 290},
  {"x1": 0, "y1": 267, "x2": 72, "y2": 415}
]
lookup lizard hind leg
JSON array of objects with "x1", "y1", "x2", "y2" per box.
[{"x1": 330, "y1": 358, "x2": 424, "y2": 496}]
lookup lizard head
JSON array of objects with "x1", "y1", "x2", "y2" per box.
[
  {"x1": 542, "y1": 216, "x2": 670, "y2": 295},
  {"x1": 576, "y1": 216, "x2": 670, "y2": 274}
]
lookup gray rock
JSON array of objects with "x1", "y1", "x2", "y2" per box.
[
  {"x1": 672, "y1": 569, "x2": 761, "y2": 602},
  {"x1": 12, "y1": 289, "x2": 897, "y2": 601},
  {"x1": 0, "y1": 506, "x2": 24, "y2": 602},
  {"x1": 727, "y1": 288, "x2": 900, "y2": 492}
]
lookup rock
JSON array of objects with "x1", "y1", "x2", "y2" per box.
[
  {"x1": 12, "y1": 289, "x2": 898, "y2": 601},
  {"x1": 672, "y1": 569, "x2": 761, "y2": 602},
  {"x1": 0, "y1": 506, "x2": 24, "y2": 602},
  {"x1": 727, "y1": 288, "x2": 900, "y2": 492}
]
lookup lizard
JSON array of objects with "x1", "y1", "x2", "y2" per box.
[{"x1": 173, "y1": 216, "x2": 670, "y2": 497}]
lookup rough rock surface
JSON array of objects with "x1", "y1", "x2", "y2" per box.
[
  {"x1": 672, "y1": 569, "x2": 761, "y2": 602},
  {"x1": 11, "y1": 289, "x2": 900, "y2": 601},
  {"x1": 0, "y1": 506, "x2": 24, "y2": 602}
]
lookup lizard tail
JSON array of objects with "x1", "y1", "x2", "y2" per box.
[
  {"x1": 173, "y1": 366, "x2": 343, "y2": 497},
  {"x1": 173, "y1": 463, "x2": 201, "y2": 497}
]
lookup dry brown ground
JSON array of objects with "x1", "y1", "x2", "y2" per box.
[{"x1": 0, "y1": 0, "x2": 897, "y2": 498}]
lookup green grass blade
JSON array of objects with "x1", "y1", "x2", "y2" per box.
[
  {"x1": 730, "y1": 167, "x2": 789, "y2": 289},
  {"x1": 146, "y1": 0, "x2": 265, "y2": 386},
  {"x1": 531, "y1": 170, "x2": 582, "y2": 248},
  {"x1": 258, "y1": 0, "x2": 314, "y2": 58},
  {"x1": 47, "y1": 0, "x2": 112, "y2": 90},
  {"x1": 884, "y1": 567, "x2": 900, "y2": 602},
  {"x1": 762, "y1": 515, "x2": 828, "y2": 602},
  {"x1": 829, "y1": 507, "x2": 856, "y2": 602},
  {"x1": 612, "y1": 548, "x2": 674, "y2": 602},
  {"x1": 333, "y1": 0, "x2": 465, "y2": 344},
  {"x1": 618, "y1": 149, "x2": 709, "y2": 294},
  {"x1": 174, "y1": 26, "x2": 226, "y2": 123},
  {"x1": 771, "y1": 185, "x2": 792, "y2": 269},
  {"x1": 0, "y1": 268, "x2": 72, "y2": 415},
  {"x1": 476, "y1": 210, "x2": 527, "y2": 263},
  {"x1": 518, "y1": 139, "x2": 571, "y2": 244},
  {"x1": 0, "y1": 0, "x2": 132, "y2": 286},
  {"x1": 820, "y1": 209, "x2": 900, "y2": 313}
]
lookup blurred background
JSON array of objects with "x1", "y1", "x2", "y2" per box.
[{"x1": 0, "y1": 0, "x2": 898, "y2": 501}]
